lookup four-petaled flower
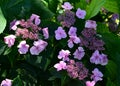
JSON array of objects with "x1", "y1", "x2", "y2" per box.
[
  {"x1": 54, "y1": 61, "x2": 67, "y2": 71},
  {"x1": 62, "y1": 2, "x2": 73, "y2": 10},
  {"x1": 55, "y1": 26, "x2": 67, "y2": 40},
  {"x1": 30, "y1": 39, "x2": 48, "y2": 55},
  {"x1": 0, "y1": 79, "x2": 12, "y2": 86},
  {"x1": 73, "y1": 47, "x2": 85, "y2": 60},
  {"x1": 85, "y1": 20, "x2": 97, "y2": 30},
  {"x1": 58, "y1": 49, "x2": 70, "y2": 61},
  {"x1": 17, "y1": 40, "x2": 29, "y2": 54},
  {"x1": 68, "y1": 26, "x2": 77, "y2": 36},
  {"x1": 4, "y1": 35, "x2": 16, "y2": 47},
  {"x1": 90, "y1": 50, "x2": 108, "y2": 65},
  {"x1": 76, "y1": 8, "x2": 86, "y2": 19},
  {"x1": 91, "y1": 68, "x2": 103, "y2": 82},
  {"x1": 68, "y1": 36, "x2": 81, "y2": 48}
]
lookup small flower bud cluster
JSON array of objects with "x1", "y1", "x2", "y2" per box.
[
  {"x1": 80, "y1": 20, "x2": 105, "y2": 51},
  {"x1": 4, "y1": 14, "x2": 49, "y2": 55},
  {"x1": 57, "y1": 10, "x2": 76, "y2": 28},
  {"x1": 66, "y1": 60, "x2": 88, "y2": 80}
]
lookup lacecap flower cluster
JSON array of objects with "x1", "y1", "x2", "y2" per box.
[{"x1": 54, "y1": 2, "x2": 108, "y2": 86}]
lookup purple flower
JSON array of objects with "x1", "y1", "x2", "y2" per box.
[
  {"x1": 54, "y1": 61, "x2": 67, "y2": 71},
  {"x1": 100, "y1": 53, "x2": 108, "y2": 66},
  {"x1": 55, "y1": 27, "x2": 67, "y2": 40},
  {"x1": 58, "y1": 49, "x2": 70, "y2": 61},
  {"x1": 61, "y1": 2, "x2": 73, "y2": 10},
  {"x1": 10, "y1": 20, "x2": 20, "y2": 30},
  {"x1": 4, "y1": 35, "x2": 16, "y2": 47},
  {"x1": 91, "y1": 68, "x2": 103, "y2": 82},
  {"x1": 68, "y1": 26, "x2": 77, "y2": 36},
  {"x1": 68, "y1": 36, "x2": 81, "y2": 48},
  {"x1": 30, "y1": 40, "x2": 48, "y2": 55},
  {"x1": 17, "y1": 41, "x2": 29, "y2": 54},
  {"x1": 30, "y1": 14, "x2": 41, "y2": 25},
  {"x1": 90, "y1": 50, "x2": 108, "y2": 65},
  {"x1": 73, "y1": 47, "x2": 85, "y2": 60},
  {"x1": 90, "y1": 50, "x2": 101, "y2": 65},
  {"x1": 76, "y1": 8, "x2": 86, "y2": 19},
  {"x1": 42, "y1": 27, "x2": 49, "y2": 39},
  {"x1": 85, "y1": 20, "x2": 97, "y2": 30},
  {"x1": 86, "y1": 81, "x2": 95, "y2": 86},
  {"x1": 1, "y1": 79, "x2": 12, "y2": 86}
]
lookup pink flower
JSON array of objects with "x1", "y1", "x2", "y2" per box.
[
  {"x1": 90, "y1": 50, "x2": 101, "y2": 65},
  {"x1": 55, "y1": 27, "x2": 67, "y2": 40},
  {"x1": 91, "y1": 68, "x2": 103, "y2": 82},
  {"x1": 10, "y1": 20, "x2": 20, "y2": 30},
  {"x1": 30, "y1": 14, "x2": 41, "y2": 25},
  {"x1": 73, "y1": 47, "x2": 85, "y2": 60},
  {"x1": 85, "y1": 20, "x2": 97, "y2": 30},
  {"x1": 86, "y1": 81, "x2": 95, "y2": 86},
  {"x1": 4, "y1": 35, "x2": 16, "y2": 47},
  {"x1": 42, "y1": 27, "x2": 49, "y2": 39},
  {"x1": 76, "y1": 8, "x2": 86, "y2": 19},
  {"x1": 17, "y1": 41, "x2": 29, "y2": 54},
  {"x1": 61, "y1": 2, "x2": 73, "y2": 10},
  {"x1": 68, "y1": 26, "x2": 77, "y2": 36},
  {"x1": 100, "y1": 53, "x2": 108, "y2": 66},
  {"x1": 68, "y1": 36, "x2": 81, "y2": 48},
  {"x1": 54, "y1": 61, "x2": 67, "y2": 71},
  {"x1": 1, "y1": 79, "x2": 12, "y2": 86},
  {"x1": 58, "y1": 49, "x2": 70, "y2": 61},
  {"x1": 30, "y1": 40, "x2": 48, "y2": 55}
]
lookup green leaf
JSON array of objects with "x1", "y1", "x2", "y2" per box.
[
  {"x1": 0, "y1": 41, "x2": 6, "y2": 55},
  {"x1": 75, "y1": 0, "x2": 87, "y2": 10},
  {"x1": 0, "y1": 7, "x2": 6, "y2": 33},
  {"x1": 31, "y1": 0, "x2": 54, "y2": 19},
  {"x1": 103, "y1": 0, "x2": 119, "y2": 13},
  {"x1": 85, "y1": 0, "x2": 106, "y2": 19},
  {"x1": 106, "y1": 60, "x2": 117, "y2": 80},
  {"x1": 12, "y1": 76, "x2": 23, "y2": 86}
]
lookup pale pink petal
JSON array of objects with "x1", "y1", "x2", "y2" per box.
[{"x1": 86, "y1": 81, "x2": 95, "y2": 86}]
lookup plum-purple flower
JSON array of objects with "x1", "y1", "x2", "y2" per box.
[
  {"x1": 0, "y1": 79, "x2": 12, "y2": 86},
  {"x1": 61, "y1": 2, "x2": 73, "y2": 10},
  {"x1": 4, "y1": 35, "x2": 16, "y2": 47},
  {"x1": 91, "y1": 68, "x2": 103, "y2": 82},
  {"x1": 76, "y1": 8, "x2": 86, "y2": 19},
  {"x1": 55, "y1": 27, "x2": 67, "y2": 40},
  {"x1": 85, "y1": 20, "x2": 97, "y2": 30},
  {"x1": 17, "y1": 41, "x2": 29, "y2": 54},
  {"x1": 68, "y1": 26, "x2": 77, "y2": 36},
  {"x1": 42, "y1": 27, "x2": 49, "y2": 39},
  {"x1": 68, "y1": 36, "x2": 81, "y2": 48},
  {"x1": 30, "y1": 40, "x2": 48, "y2": 55},
  {"x1": 86, "y1": 81, "x2": 95, "y2": 86},
  {"x1": 54, "y1": 61, "x2": 67, "y2": 71},
  {"x1": 58, "y1": 49, "x2": 70, "y2": 61},
  {"x1": 73, "y1": 47, "x2": 85, "y2": 60}
]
